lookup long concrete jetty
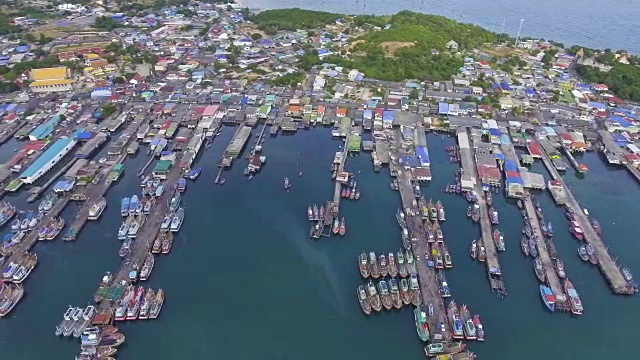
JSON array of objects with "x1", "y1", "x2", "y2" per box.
[
  {"x1": 522, "y1": 192, "x2": 567, "y2": 305},
  {"x1": 459, "y1": 128, "x2": 506, "y2": 296},
  {"x1": 392, "y1": 129, "x2": 449, "y2": 341},
  {"x1": 536, "y1": 139, "x2": 633, "y2": 294}
]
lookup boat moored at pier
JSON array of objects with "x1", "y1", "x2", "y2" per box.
[
  {"x1": 414, "y1": 305, "x2": 430, "y2": 342},
  {"x1": 357, "y1": 285, "x2": 371, "y2": 315},
  {"x1": 88, "y1": 198, "x2": 107, "y2": 221},
  {"x1": 539, "y1": 285, "x2": 556, "y2": 312},
  {"x1": 564, "y1": 278, "x2": 583, "y2": 315}
]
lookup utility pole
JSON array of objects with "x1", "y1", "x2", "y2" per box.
[{"x1": 514, "y1": 19, "x2": 524, "y2": 47}]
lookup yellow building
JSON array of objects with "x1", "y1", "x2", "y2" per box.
[{"x1": 30, "y1": 67, "x2": 73, "y2": 93}]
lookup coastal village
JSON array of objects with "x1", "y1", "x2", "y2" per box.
[{"x1": 0, "y1": 1, "x2": 639, "y2": 359}]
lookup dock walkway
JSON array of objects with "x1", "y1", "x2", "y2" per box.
[
  {"x1": 537, "y1": 139, "x2": 632, "y2": 294},
  {"x1": 460, "y1": 129, "x2": 505, "y2": 295},
  {"x1": 392, "y1": 129, "x2": 449, "y2": 341},
  {"x1": 331, "y1": 137, "x2": 348, "y2": 209},
  {"x1": 522, "y1": 193, "x2": 565, "y2": 304}
]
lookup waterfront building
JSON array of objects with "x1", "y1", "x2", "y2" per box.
[{"x1": 19, "y1": 137, "x2": 77, "y2": 184}]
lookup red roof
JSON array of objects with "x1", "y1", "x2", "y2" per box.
[
  {"x1": 624, "y1": 153, "x2": 640, "y2": 161},
  {"x1": 7, "y1": 140, "x2": 48, "y2": 167},
  {"x1": 527, "y1": 142, "x2": 542, "y2": 156},
  {"x1": 478, "y1": 60, "x2": 490, "y2": 67},
  {"x1": 559, "y1": 133, "x2": 573, "y2": 141},
  {"x1": 505, "y1": 170, "x2": 520, "y2": 178}
]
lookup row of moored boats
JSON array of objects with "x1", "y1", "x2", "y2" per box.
[{"x1": 357, "y1": 276, "x2": 421, "y2": 314}]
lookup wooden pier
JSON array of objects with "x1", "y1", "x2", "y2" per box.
[
  {"x1": 459, "y1": 129, "x2": 506, "y2": 295},
  {"x1": 26, "y1": 158, "x2": 79, "y2": 203},
  {"x1": 331, "y1": 137, "x2": 348, "y2": 207},
  {"x1": 522, "y1": 192, "x2": 568, "y2": 307},
  {"x1": 537, "y1": 139, "x2": 633, "y2": 294},
  {"x1": 562, "y1": 147, "x2": 587, "y2": 174}
]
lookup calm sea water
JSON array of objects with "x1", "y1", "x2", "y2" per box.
[
  {"x1": 242, "y1": 0, "x2": 640, "y2": 53},
  {"x1": 0, "y1": 128, "x2": 638, "y2": 360}
]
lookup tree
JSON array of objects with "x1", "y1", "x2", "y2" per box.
[
  {"x1": 250, "y1": 33, "x2": 262, "y2": 41},
  {"x1": 409, "y1": 89, "x2": 420, "y2": 100}
]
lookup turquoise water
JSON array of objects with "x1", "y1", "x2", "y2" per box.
[{"x1": 0, "y1": 129, "x2": 638, "y2": 359}]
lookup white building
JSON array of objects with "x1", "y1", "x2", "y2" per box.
[{"x1": 19, "y1": 138, "x2": 77, "y2": 184}]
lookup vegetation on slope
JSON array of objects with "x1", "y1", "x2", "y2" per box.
[
  {"x1": 250, "y1": 8, "x2": 343, "y2": 34},
  {"x1": 576, "y1": 63, "x2": 640, "y2": 101}
]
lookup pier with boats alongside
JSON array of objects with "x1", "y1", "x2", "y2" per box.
[{"x1": 535, "y1": 138, "x2": 633, "y2": 294}]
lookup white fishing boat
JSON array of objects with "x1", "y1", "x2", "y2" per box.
[{"x1": 169, "y1": 208, "x2": 184, "y2": 232}]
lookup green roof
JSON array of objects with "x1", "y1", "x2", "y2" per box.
[
  {"x1": 154, "y1": 160, "x2": 172, "y2": 172},
  {"x1": 113, "y1": 163, "x2": 124, "y2": 171},
  {"x1": 347, "y1": 134, "x2": 362, "y2": 151}
]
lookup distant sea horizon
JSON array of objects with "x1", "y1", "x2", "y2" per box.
[{"x1": 241, "y1": 0, "x2": 640, "y2": 54}]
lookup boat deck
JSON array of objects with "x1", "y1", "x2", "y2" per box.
[
  {"x1": 393, "y1": 129, "x2": 450, "y2": 342},
  {"x1": 536, "y1": 139, "x2": 633, "y2": 294}
]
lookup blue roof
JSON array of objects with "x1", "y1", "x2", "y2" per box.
[
  {"x1": 15, "y1": 45, "x2": 30, "y2": 53},
  {"x1": 75, "y1": 131, "x2": 93, "y2": 140},
  {"x1": 507, "y1": 176, "x2": 524, "y2": 185},
  {"x1": 489, "y1": 128, "x2": 501, "y2": 136},
  {"x1": 53, "y1": 180, "x2": 74, "y2": 192},
  {"x1": 609, "y1": 115, "x2": 633, "y2": 128},
  {"x1": 500, "y1": 135, "x2": 511, "y2": 145},
  {"x1": 401, "y1": 155, "x2": 421, "y2": 168},
  {"x1": 611, "y1": 132, "x2": 630, "y2": 143},
  {"x1": 499, "y1": 81, "x2": 512, "y2": 91},
  {"x1": 587, "y1": 101, "x2": 606, "y2": 110},
  {"x1": 382, "y1": 110, "x2": 394, "y2": 121},
  {"x1": 438, "y1": 102, "x2": 449, "y2": 114},
  {"x1": 491, "y1": 83, "x2": 500, "y2": 89},
  {"x1": 504, "y1": 160, "x2": 519, "y2": 171},
  {"x1": 525, "y1": 88, "x2": 536, "y2": 96},
  {"x1": 416, "y1": 146, "x2": 430, "y2": 165},
  {"x1": 366, "y1": 100, "x2": 377, "y2": 108},
  {"x1": 494, "y1": 153, "x2": 505, "y2": 161},
  {"x1": 363, "y1": 109, "x2": 373, "y2": 119},
  {"x1": 20, "y1": 138, "x2": 75, "y2": 179},
  {"x1": 29, "y1": 115, "x2": 61, "y2": 140}
]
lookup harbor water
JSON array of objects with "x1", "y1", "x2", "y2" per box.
[
  {"x1": 0, "y1": 129, "x2": 638, "y2": 359},
  {"x1": 242, "y1": 0, "x2": 640, "y2": 53}
]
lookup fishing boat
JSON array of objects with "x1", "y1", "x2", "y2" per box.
[
  {"x1": 470, "y1": 240, "x2": 477, "y2": 259},
  {"x1": 366, "y1": 281, "x2": 382, "y2": 312},
  {"x1": 400, "y1": 278, "x2": 411, "y2": 305},
  {"x1": 414, "y1": 305, "x2": 430, "y2": 342},
  {"x1": 338, "y1": 217, "x2": 346, "y2": 236},
  {"x1": 402, "y1": 228, "x2": 411, "y2": 250},
  {"x1": 478, "y1": 245, "x2": 486, "y2": 262},
  {"x1": 488, "y1": 207, "x2": 499, "y2": 225},
  {"x1": 435, "y1": 251, "x2": 444, "y2": 269},
  {"x1": 355, "y1": 191, "x2": 361, "y2": 200},
  {"x1": 440, "y1": 279, "x2": 451, "y2": 298},
  {"x1": 139, "y1": 253, "x2": 155, "y2": 281},
  {"x1": 128, "y1": 216, "x2": 144, "y2": 238},
  {"x1": 397, "y1": 250, "x2": 408, "y2": 277},
  {"x1": 517, "y1": 199, "x2": 523, "y2": 209},
  {"x1": 357, "y1": 285, "x2": 371, "y2": 315},
  {"x1": 529, "y1": 237, "x2": 538, "y2": 258},
  {"x1": 473, "y1": 315, "x2": 485, "y2": 341},
  {"x1": 406, "y1": 250, "x2": 417, "y2": 275},
  {"x1": 160, "y1": 214, "x2": 173, "y2": 231},
  {"x1": 622, "y1": 268, "x2": 635, "y2": 284},
  {"x1": 38, "y1": 194, "x2": 56, "y2": 213},
  {"x1": 55, "y1": 306, "x2": 74, "y2": 336},
  {"x1": 46, "y1": 218, "x2": 65, "y2": 240},
  {"x1": 177, "y1": 178, "x2": 186, "y2": 192},
  {"x1": 396, "y1": 208, "x2": 406, "y2": 227},
  {"x1": 471, "y1": 206, "x2": 480, "y2": 222},
  {"x1": 444, "y1": 251, "x2": 453, "y2": 269},
  {"x1": 524, "y1": 223, "x2": 532, "y2": 238},
  {"x1": 138, "y1": 288, "x2": 155, "y2": 320},
  {"x1": 388, "y1": 253, "x2": 398, "y2": 277},
  {"x1": 424, "y1": 342, "x2": 466, "y2": 357},
  {"x1": 520, "y1": 236, "x2": 530, "y2": 256},
  {"x1": 307, "y1": 206, "x2": 313, "y2": 221},
  {"x1": 379, "y1": 254, "x2": 388, "y2": 277},
  {"x1": 460, "y1": 305, "x2": 476, "y2": 340},
  {"x1": 564, "y1": 278, "x2": 583, "y2": 315},
  {"x1": 73, "y1": 305, "x2": 96, "y2": 338},
  {"x1": 539, "y1": 285, "x2": 556, "y2": 312},
  {"x1": 283, "y1": 177, "x2": 291, "y2": 190},
  {"x1": 578, "y1": 245, "x2": 589, "y2": 261},
  {"x1": 10, "y1": 218, "x2": 21, "y2": 232},
  {"x1": 126, "y1": 287, "x2": 145, "y2": 320},
  {"x1": 169, "y1": 193, "x2": 181, "y2": 211},
  {"x1": 93, "y1": 273, "x2": 113, "y2": 302},
  {"x1": 389, "y1": 278, "x2": 402, "y2": 309},
  {"x1": 88, "y1": 198, "x2": 107, "y2": 220},
  {"x1": 493, "y1": 229, "x2": 505, "y2": 251},
  {"x1": 437, "y1": 201, "x2": 446, "y2": 221},
  {"x1": 143, "y1": 198, "x2": 154, "y2": 215},
  {"x1": 155, "y1": 185, "x2": 165, "y2": 197},
  {"x1": 61, "y1": 306, "x2": 83, "y2": 336},
  {"x1": 114, "y1": 285, "x2": 134, "y2": 321},
  {"x1": 378, "y1": 280, "x2": 393, "y2": 310},
  {"x1": 369, "y1": 252, "x2": 380, "y2": 279},
  {"x1": 118, "y1": 239, "x2": 132, "y2": 258},
  {"x1": 448, "y1": 300, "x2": 465, "y2": 340},
  {"x1": 409, "y1": 274, "x2": 421, "y2": 306},
  {"x1": 358, "y1": 253, "x2": 369, "y2": 278},
  {"x1": 341, "y1": 188, "x2": 348, "y2": 198},
  {"x1": 547, "y1": 222, "x2": 554, "y2": 236},
  {"x1": 570, "y1": 220, "x2": 584, "y2": 240},
  {"x1": 485, "y1": 191, "x2": 493, "y2": 206},
  {"x1": 128, "y1": 195, "x2": 139, "y2": 216},
  {"x1": 555, "y1": 259, "x2": 566, "y2": 279},
  {"x1": 170, "y1": 207, "x2": 184, "y2": 232},
  {"x1": 161, "y1": 232, "x2": 174, "y2": 254},
  {"x1": 429, "y1": 204, "x2": 437, "y2": 221},
  {"x1": 590, "y1": 218, "x2": 601, "y2": 235},
  {"x1": 11, "y1": 253, "x2": 37, "y2": 284},
  {"x1": 349, "y1": 188, "x2": 356, "y2": 200},
  {"x1": 312, "y1": 204, "x2": 319, "y2": 221},
  {"x1": 187, "y1": 167, "x2": 201, "y2": 180},
  {"x1": 586, "y1": 244, "x2": 598, "y2": 265},
  {"x1": 117, "y1": 220, "x2": 131, "y2": 240},
  {"x1": 332, "y1": 218, "x2": 339, "y2": 235},
  {"x1": 149, "y1": 289, "x2": 164, "y2": 319},
  {"x1": 319, "y1": 205, "x2": 325, "y2": 221},
  {"x1": 466, "y1": 206, "x2": 472, "y2": 218},
  {"x1": 534, "y1": 257, "x2": 545, "y2": 282}
]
